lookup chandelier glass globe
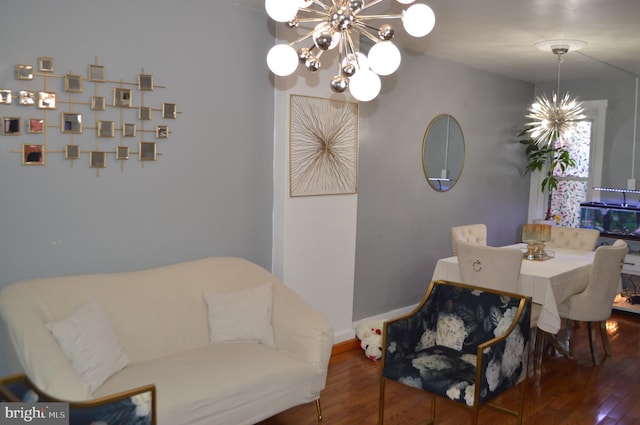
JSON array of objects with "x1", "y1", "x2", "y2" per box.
[{"x1": 265, "y1": 0, "x2": 436, "y2": 101}]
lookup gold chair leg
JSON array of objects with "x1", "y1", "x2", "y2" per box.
[
  {"x1": 471, "y1": 402, "x2": 480, "y2": 425},
  {"x1": 315, "y1": 398, "x2": 323, "y2": 423},
  {"x1": 516, "y1": 380, "x2": 526, "y2": 425},
  {"x1": 600, "y1": 320, "x2": 611, "y2": 357},
  {"x1": 429, "y1": 395, "x2": 436, "y2": 425},
  {"x1": 378, "y1": 378, "x2": 386, "y2": 425},
  {"x1": 588, "y1": 322, "x2": 600, "y2": 366}
]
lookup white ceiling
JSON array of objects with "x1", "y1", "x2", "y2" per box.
[{"x1": 233, "y1": 0, "x2": 640, "y2": 84}]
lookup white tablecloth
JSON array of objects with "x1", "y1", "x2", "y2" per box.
[{"x1": 431, "y1": 244, "x2": 597, "y2": 334}]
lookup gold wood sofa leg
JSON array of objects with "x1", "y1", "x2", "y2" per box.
[{"x1": 315, "y1": 398, "x2": 323, "y2": 423}]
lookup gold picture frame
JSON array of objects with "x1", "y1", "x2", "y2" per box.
[
  {"x1": 65, "y1": 144, "x2": 80, "y2": 160},
  {"x1": 22, "y1": 144, "x2": 44, "y2": 165},
  {"x1": 139, "y1": 142, "x2": 156, "y2": 161},
  {"x1": 2, "y1": 117, "x2": 21, "y2": 135},
  {"x1": 289, "y1": 94, "x2": 359, "y2": 197},
  {"x1": 90, "y1": 151, "x2": 106, "y2": 168}
]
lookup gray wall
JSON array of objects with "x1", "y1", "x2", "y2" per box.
[
  {"x1": 353, "y1": 52, "x2": 534, "y2": 320},
  {"x1": 0, "y1": 1, "x2": 274, "y2": 372}
]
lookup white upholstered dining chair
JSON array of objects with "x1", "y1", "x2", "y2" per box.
[
  {"x1": 456, "y1": 241, "x2": 542, "y2": 375},
  {"x1": 558, "y1": 239, "x2": 628, "y2": 365},
  {"x1": 450, "y1": 224, "x2": 487, "y2": 256},
  {"x1": 545, "y1": 226, "x2": 600, "y2": 251}
]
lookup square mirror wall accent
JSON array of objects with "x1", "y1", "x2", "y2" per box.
[
  {"x1": 138, "y1": 74, "x2": 153, "y2": 91},
  {"x1": 139, "y1": 142, "x2": 156, "y2": 161},
  {"x1": 90, "y1": 151, "x2": 106, "y2": 168},
  {"x1": 38, "y1": 57, "x2": 54, "y2": 73},
  {"x1": 2, "y1": 117, "x2": 21, "y2": 135},
  {"x1": 91, "y1": 96, "x2": 106, "y2": 111},
  {"x1": 65, "y1": 74, "x2": 83, "y2": 93},
  {"x1": 16, "y1": 65, "x2": 33, "y2": 80},
  {"x1": 22, "y1": 144, "x2": 44, "y2": 165},
  {"x1": 113, "y1": 88, "x2": 132, "y2": 108},
  {"x1": 6, "y1": 56, "x2": 180, "y2": 170},
  {"x1": 65, "y1": 144, "x2": 80, "y2": 160},
  {"x1": 156, "y1": 125, "x2": 168, "y2": 139},
  {"x1": 162, "y1": 103, "x2": 176, "y2": 119},
  {"x1": 19, "y1": 91, "x2": 35, "y2": 106},
  {"x1": 0, "y1": 90, "x2": 12, "y2": 104},
  {"x1": 89, "y1": 64, "x2": 105, "y2": 82},
  {"x1": 28, "y1": 118, "x2": 44, "y2": 134},
  {"x1": 117, "y1": 146, "x2": 129, "y2": 160},
  {"x1": 97, "y1": 120, "x2": 115, "y2": 138},
  {"x1": 123, "y1": 123, "x2": 136, "y2": 137},
  {"x1": 61, "y1": 113, "x2": 83, "y2": 134},
  {"x1": 139, "y1": 106, "x2": 151, "y2": 120},
  {"x1": 37, "y1": 92, "x2": 56, "y2": 109}
]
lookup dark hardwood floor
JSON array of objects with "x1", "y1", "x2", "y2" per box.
[{"x1": 260, "y1": 310, "x2": 640, "y2": 425}]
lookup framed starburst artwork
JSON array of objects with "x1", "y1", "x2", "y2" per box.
[{"x1": 289, "y1": 94, "x2": 358, "y2": 197}]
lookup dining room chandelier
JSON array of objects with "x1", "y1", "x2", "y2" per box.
[
  {"x1": 265, "y1": 0, "x2": 436, "y2": 102},
  {"x1": 525, "y1": 40, "x2": 586, "y2": 146}
]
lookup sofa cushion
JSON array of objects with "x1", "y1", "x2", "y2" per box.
[
  {"x1": 94, "y1": 344, "x2": 319, "y2": 425},
  {"x1": 45, "y1": 301, "x2": 130, "y2": 393},
  {"x1": 204, "y1": 282, "x2": 274, "y2": 347}
]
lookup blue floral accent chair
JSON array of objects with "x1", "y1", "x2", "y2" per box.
[
  {"x1": 0, "y1": 373, "x2": 155, "y2": 425},
  {"x1": 378, "y1": 280, "x2": 531, "y2": 425}
]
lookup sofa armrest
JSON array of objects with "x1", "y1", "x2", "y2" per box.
[
  {"x1": 0, "y1": 372, "x2": 156, "y2": 425},
  {"x1": 271, "y1": 283, "x2": 333, "y2": 389}
]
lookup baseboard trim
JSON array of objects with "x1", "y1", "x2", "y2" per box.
[{"x1": 330, "y1": 338, "x2": 359, "y2": 361}]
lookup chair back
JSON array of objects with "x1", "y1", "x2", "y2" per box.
[
  {"x1": 450, "y1": 224, "x2": 487, "y2": 255},
  {"x1": 566, "y1": 239, "x2": 628, "y2": 321},
  {"x1": 456, "y1": 241, "x2": 523, "y2": 293},
  {"x1": 546, "y1": 226, "x2": 600, "y2": 251}
]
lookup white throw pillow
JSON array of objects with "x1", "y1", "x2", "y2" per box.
[
  {"x1": 204, "y1": 282, "x2": 275, "y2": 347},
  {"x1": 46, "y1": 301, "x2": 129, "y2": 393}
]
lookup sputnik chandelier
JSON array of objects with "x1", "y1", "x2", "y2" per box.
[
  {"x1": 265, "y1": 0, "x2": 436, "y2": 102},
  {"x1": 525, "y1": 40, "x2": 586, "y2": 146}
]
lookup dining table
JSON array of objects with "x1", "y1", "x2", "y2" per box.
[{"x1": 431, "y1": 243, "x2": 603, "y2": 335}]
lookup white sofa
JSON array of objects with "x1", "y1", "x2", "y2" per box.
[{"x1": 0, "y1": 256, "x2": 333, "y2": 425}]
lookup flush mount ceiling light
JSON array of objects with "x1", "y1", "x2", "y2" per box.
[
  {"x1": 265, "y1": 0, "x2": 436, "y2": 102},
  {"x1": 525, "y1": 39, "x2": 587, "y2": 146}
]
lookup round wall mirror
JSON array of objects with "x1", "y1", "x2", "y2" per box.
[{"x1": 422, "y1": 114, "x2": 465, "y2": 191}]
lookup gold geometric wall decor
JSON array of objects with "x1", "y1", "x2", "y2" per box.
[
  {"x1": 289, "y1": 94, "x2": 358, "y2": 197},
  {"x1": 3, "y1": 56, "x2": 181, "y2": 173}
]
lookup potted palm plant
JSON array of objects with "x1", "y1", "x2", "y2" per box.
[{"x1": 520, "y1": 130, "x2": 576, "y2": 221}]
